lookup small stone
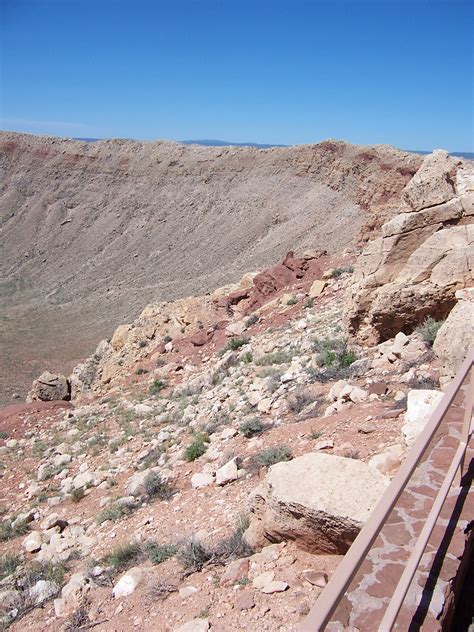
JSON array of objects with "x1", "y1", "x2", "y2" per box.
[
  {"x1": 220, "y1": 558, "x2": 250, "y2": 585},
  {"x1": 174, "y1": 618, "x2": 210, "y2": 632},
  {"x1": 261, "y1": 580, "x2": 288, "y2": 594},
  {"x1": 112, "y1": 567, "x2": 143, "y2": 598},
  {"x1": 252, "y1": 571, "x2": 274, "y2": 590},
  {"x1": 301, "y1": 570, "x2": 328, "y2": 588},
  {"x1": 314, "y1": 439, "x2": 334, "y2": 451},
  {"x1": 179, "y1": 586, "x2": 198, "y2": 599}
]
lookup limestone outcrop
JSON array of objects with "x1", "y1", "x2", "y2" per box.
[
  {"x1": 347, "y1": 151, "x2": 474, "y2": 343},
  {"x1": 244, "y1": 453, "x2": 388, "y2": 554}
]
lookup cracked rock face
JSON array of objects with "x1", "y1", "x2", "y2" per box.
[
  {"x1": 347, "y1": 151, "x2": 474, "y2": 343},
  {"x1": 244, "y1": 453, "x2": 389, "y2": 554}
]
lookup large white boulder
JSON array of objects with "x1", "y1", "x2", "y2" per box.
[
  {"x1": 401, "y1": 389, "x2": 444, "y2": 445},
  {"x1": 244, "y1": 453, "x2": 388, "y2": 554}
]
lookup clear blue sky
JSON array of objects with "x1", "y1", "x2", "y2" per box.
[{"x1": 1, "y1": 0, "x2": 472, "y2": 150}]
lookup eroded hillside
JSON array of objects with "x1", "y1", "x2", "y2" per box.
[{"x1": 0, "y1": 132, "x2": 421, "y2": 403}]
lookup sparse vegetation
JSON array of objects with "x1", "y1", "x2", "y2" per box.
[
  {"x1": 65, "y1": 601, "x2": 90, "y2": 631},
  {"x1": 407, "y1": 374, "x2": 440, "y2": 390},
  {"x1": 241, "y1": 351, "x2": 253, "y2": 364},
  {"x1": 286, "y1": 297, "x2": 297, "y2": 306},
  {"x1": 0, "y1": 552, "x2": 21, "y2": 580},
  {"x1": 32, "y1": 439, "x2": 48, "y2": 457},
  {"x1": 330, "y1": 266, "x2": 354, "y2": 277},
  {"x1": 287, "y1": 389, "x2": 317, "y2": 414},
  {"x1": 177, "y1": 538, "x2": 212, "y2": 572},
  {"x1": 143, "y1": 471, "x2": 173, "y2": 500},
  {"x1": 255, "y1": 350, "x2": 293, "y2": 366},
  {"x1": 239, "y1": 417, "x2": 264, "y2": 438},
  {"x1": 304, "y1": 297, "x2": 314, "y2": 309},
  {"x1": 149, "y1": 379, "x2": 167, "y2": 395},
  {"x1": 177, "y1": 515, "x2": 253, "y2": 573},
  {"x1": 135, "y1": 366, "x2": 149, "y2": 375},
  {"x1": 22, "y1": 560, "x2": 67, "y2": 588},
  {"x1": 96, "y1": 502, "x2": 134, "y2": 525},
  {"x1": 184, "y1": 432, "x2": 210, "y2": 461},
  {"x1": 223, "y1": 337, "x2": 250, "y2": 352},
  {"x1": 142, "y1": 541, "x2": 177, "y2": 565},
  {"x1": 313, "y1": 337, "x2": 357, "y2": 369},
  {"x1": 70, "y1": 487, "x2": 85, "y2": 503},
  {"x1": 416, "y1": 316, "x2": 444, "y2": 345},
  {"x1": 105, "y1": 541, "x2": 142, "y2": 571},
  {"x1": 0, "y1": 431, "x2": 8, "y2": 440},
  {"x1": 0, "y1": 518, "x2": 29, "y2": 542},
  {"x1": 255, "y1": 445, "x2": 293, "y2": 467}
]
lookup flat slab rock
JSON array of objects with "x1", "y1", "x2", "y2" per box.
[{"x1": 245, "y1": 452, "x2": 389, "y2": 554}]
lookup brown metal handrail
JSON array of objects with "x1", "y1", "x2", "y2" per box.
[{"x1": 301, "y1": 348, "x2": 474, "y2": 632}]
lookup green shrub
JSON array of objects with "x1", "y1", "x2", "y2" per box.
[
  {"x1": 0, "y1": 553, "x2": 21, "y2": 580},
  {"x1": 105, "y1": 542, "x2": 142, "y2": 571},
  {"x1": 143, "y1": 472, "x2": 173, "y2": 500},
  {"x1": 313, "y1": 337, "x2": 357, "y2": 370},
  {"x1": 255, "y1": 446, "x2": 292, "y2": 467},
  {"x1": 135, "y1": 367, "x2": 149, "y2": 375},
  {"x1": 241, "y1": 351, "x2": 253, "y2": 364},
  {"x1": 184, "y1": 433, "x2": 209, "y2": 461},
  {"x1": 96, "y1": 503, "x2": 134, "y2": 525},
  {"x1": 304, "y1": 298, "x2": 314, "y2": 309},
  {"x1": 163, "y1": 335, "x2": 173, "y2": 343},
  {"x1": 255, "y1": 351, "x2": 293, "y2": 366},
  {"x1": 70, "y1": 487, "x2": 85, "y2": 503},
  {"x1": 142, "y1": 541, "x2": 177, "y2": 565},
  {"x1": 239, "y1": 418, "x2": 264, "y2": 438},
  {"x1": 177, "y1": 538, "x2": 212, "y2": 572},
  {"x1": 223, "y1": 337, "x2": 250, "y2": 352},
  {"x1": 286, "y1": 297, "x2": 297, "y2": 306},
  {"x1": 0, "y1": 431, "x2": 9, "y2": 440},
  {"x1": 149, "y1": 380, "x2": 167, "y2": 395},
  {"x1": 416, "y1": 316, "x2": 444, "y2": 345}
]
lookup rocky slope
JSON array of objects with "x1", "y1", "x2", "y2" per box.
[
  {"x1": 0, "y1": 132, "x2": 421, "y2": 404},
  {"x1": 0, "y1": 254, "x2": 446, "y2": 632}
]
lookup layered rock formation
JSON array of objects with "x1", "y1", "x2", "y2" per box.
[{"x1": 347, "y1": 151, "x2": 474, "y2": 343}]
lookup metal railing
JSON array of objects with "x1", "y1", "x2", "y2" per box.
[{"x1": 300, "y1": 348, "x2": 474, "y2": 632}]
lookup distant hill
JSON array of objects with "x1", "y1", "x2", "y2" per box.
[
  {"x1": 408, "y1": 149, "x2": 474, "y2": 161},
  {"x1": 73, "y1": 137, "x2": 473, "y2": 160},
  {"x1": 181, "y1": 139, "x2": 287, "y2": 148}
]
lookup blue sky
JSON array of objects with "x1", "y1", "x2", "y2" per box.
[{"x1": 1, "y1": 0, "x2": 472, "y2": 150}]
